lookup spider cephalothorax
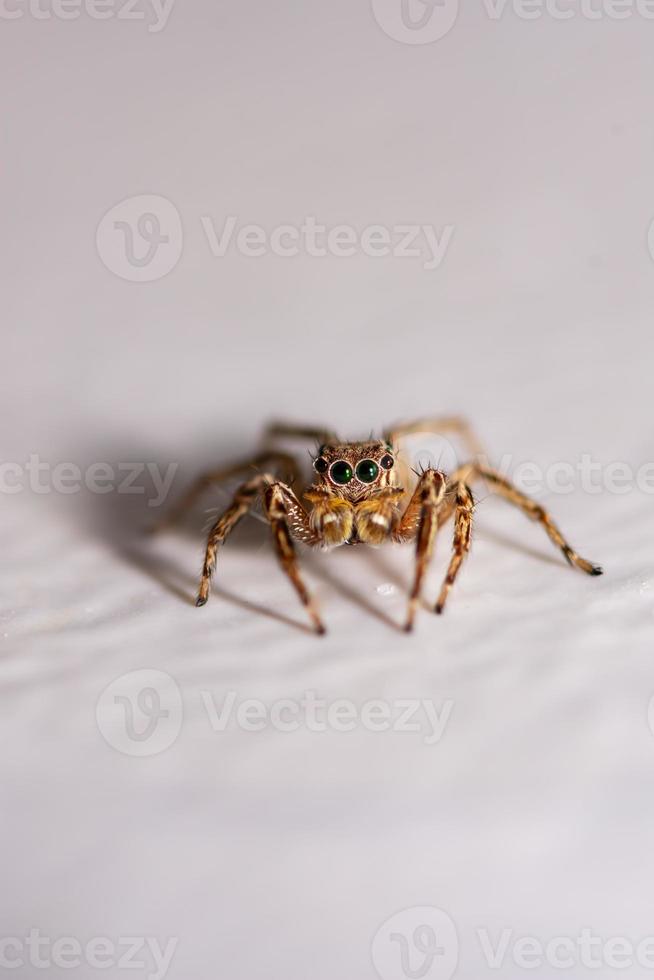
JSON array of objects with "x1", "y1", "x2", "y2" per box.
[
  {"x1": 156, "y1": 417, "x2": 603, "y2": 635},
  {"x1": 306, "y1": 440, "x2": 404, "y2": 549},
  {"x1": 312, "y1": 441, "x2": 397, "y2": 502}
]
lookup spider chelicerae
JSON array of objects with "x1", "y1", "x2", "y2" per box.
[{"x1": 156, "y1": 417, "x2": 602, "y2": 634}]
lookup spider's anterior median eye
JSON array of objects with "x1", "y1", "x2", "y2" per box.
[
  {"x1": 380, "y1": 453, "x2": 394, "y2": 470},
  {"x1": 314, "y1": 456, "x2": 328, "y2": 474},
  {"x1": 355, "y1": 459, "x2": 379, "y2": 483},
  {"x1": 330, "y1": 460, "x2": 353, "y2": 485}
]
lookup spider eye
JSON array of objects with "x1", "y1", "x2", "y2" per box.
[
  {"x1": 355, "y1": 459, "x2": 379, "y2": 483},
  {"x1": 330, "y1": 460, "x2": 353, "y2": 485},
  {"x1": 380, "y1": 453, "x2": 394, "y2": 470},
  {"x1": 314, "y1": 456, "x2": 328, "y2": 474}
]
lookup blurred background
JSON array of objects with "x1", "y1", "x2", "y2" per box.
[{"x1": 2, "y1": 1, "x2": 654, "y2": 979}]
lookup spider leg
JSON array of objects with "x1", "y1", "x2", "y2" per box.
[
  {"x1": 264, "y1": 421, "x2": 339, "y2": 446},
  {"x1": 151, "y1": 451, "x2": 300, "y2": 533},
  {"x1": 394, "y1": 469, "x2": 447, "y2": 632},
  {"x1": 451, "y1": 462, "x2": 603, "y2": 576},
  {"x1": 196, "y1": 473, "x2": 269, "y2": 606},
  {"x1": 434, "y1": 481, "x2": 475, "y2": 614},
  {"x1": 196, "y1": 474, "x2": 322, "y2": 628},
  {"x1": 384, "y1": 416, "x2": 485, "y2": 460},
  {"x1": 264, "y1": 482, "x2": 325, "y2": 635}
]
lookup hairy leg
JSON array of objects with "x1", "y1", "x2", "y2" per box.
[
  {"x1": 195, "y1": 473, "x2": 317, "y2": 606},
  {"x1": 264, "y1": 421, "x2": 339, "y2": 447},
  {"x1": 196, "y1": 473, "x2": 269, "y2": 607},
  {"x1": 152, "y1": 450, "x2": 300, "y2": 532},
  {"x1": 264, "y1": 482, "x2": 325, "y2": 634},
  {"x1": 384, "y1": 416, "x2": 485, "y2": 460},
  {"x1": 435, "y1": 482, "x2": 474, "y2": 614},
  {"x1": 451, "y1": 462, "x2": 603, "y2": 575},
  {"x1": 395, "y1": 469, "x2": 447, "y2": 631}
]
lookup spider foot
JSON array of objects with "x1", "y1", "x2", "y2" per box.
[{"x1": 403, "y1": 598, "x2": 419, "y2": 632}]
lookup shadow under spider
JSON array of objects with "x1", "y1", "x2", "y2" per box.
[
  {"x1": 303, "y1": 550, "x2": 405, "y2": 633},
  {"x1": 478, "y1": 527, "x2": 566, "y2": 570},
  {"x1": 129, "y1": 514, "x2": 322, "y2": 631},
  {"x1": 78, "y1": 435, "x2": 574, "y2": 635}
]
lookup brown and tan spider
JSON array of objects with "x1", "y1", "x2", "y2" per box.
[{"x1": 155, "y1": 418, "x2": 602, "y2": 634}]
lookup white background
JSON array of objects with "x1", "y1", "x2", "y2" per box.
[{"x1": 2, "y1": 0, "x2": 653, "y2": 978}]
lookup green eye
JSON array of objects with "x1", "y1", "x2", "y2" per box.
[
  {"x1": 356, "y1": 459, "x2": 379, "y2": 483},
  {"x1": 330, "y1": 460, "x2": 353, "y2": 485}
]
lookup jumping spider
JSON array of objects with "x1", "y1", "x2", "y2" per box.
[{"x1": 156, "y1": 417, "x2": 602, "y2": 634}]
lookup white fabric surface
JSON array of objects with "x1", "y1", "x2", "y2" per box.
[{"x1": 2, "y1": 2, "x2": 654, "y2": 978}]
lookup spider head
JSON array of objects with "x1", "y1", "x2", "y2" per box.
[{"x1": 311, "y1": 440, "x2": 397, "y2": 499}]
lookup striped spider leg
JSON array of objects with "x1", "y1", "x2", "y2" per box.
[
  {"x1": 447, "y1": 461, "x2": 603, "y2": 578},
  {"x1": 393, "y1": 468, "x2": 474, "y2": 631},
  {"x1": 150, "y1": 450, "x2": 301, "y2": 533},
  {"x1": 196, "y1": 473, "x2": 326, "y2": 634},
  {"x1": 152, "y1": 420, "x2": 340, "y2": 534},
  {"x1": 389, "y1": 417, "x2": 601, "y2": 626},
  {"x1": 414, "y1": 460, "x2": 602, "y2": 622},
  {"x1": 384, "y1": 415, "x2": 486, "y2": 463}
]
